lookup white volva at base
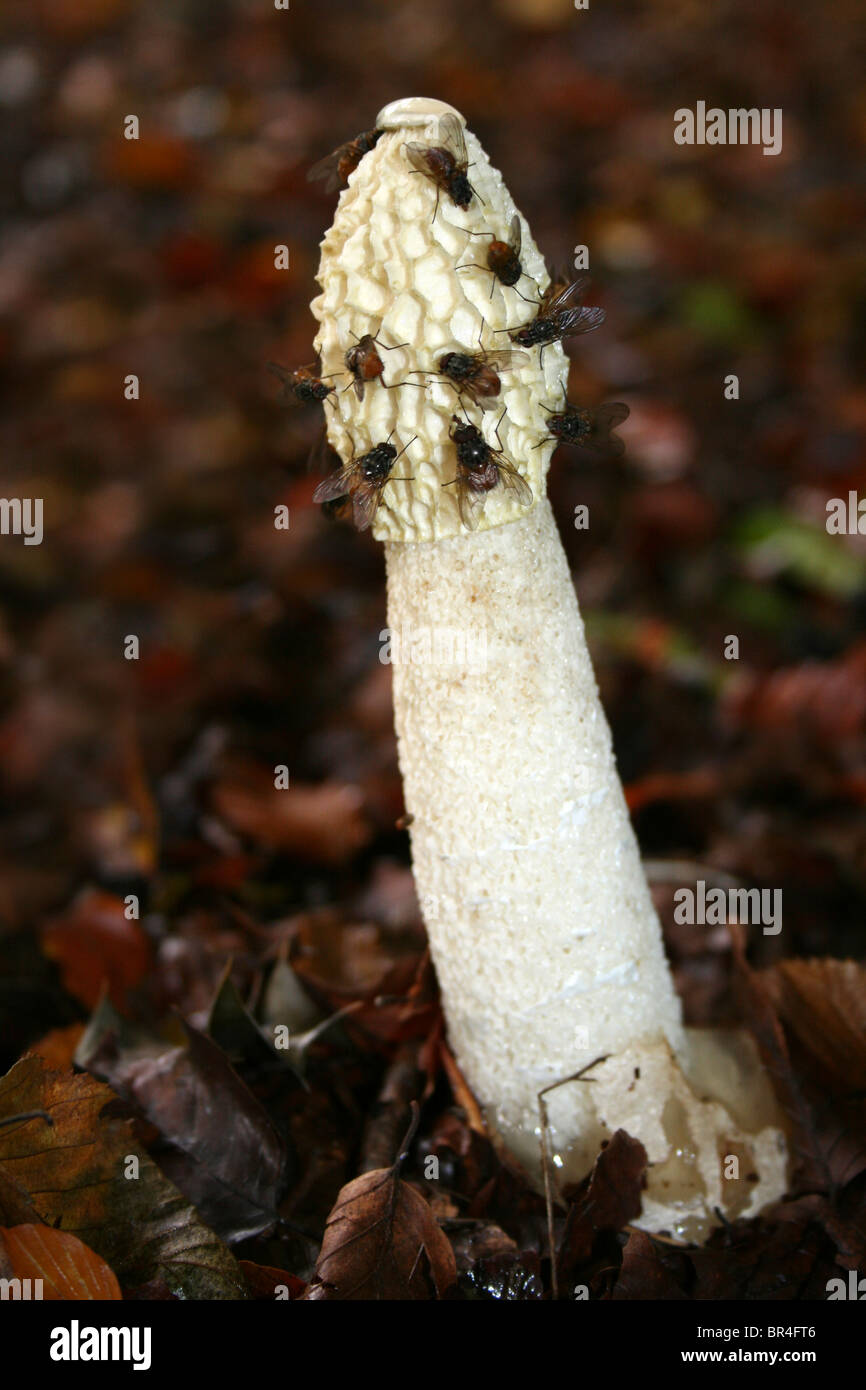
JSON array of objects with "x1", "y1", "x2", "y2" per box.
[{"x1": 386, "y1": 499, "x2": 788, "y2": 1238}]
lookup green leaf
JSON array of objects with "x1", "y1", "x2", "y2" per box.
[
  {"x1": 677, "y1": 280, "x2": 757, "y2": 344},
  {"x1": 733, "y1": 507, "x2": 866, "y2": 599}
]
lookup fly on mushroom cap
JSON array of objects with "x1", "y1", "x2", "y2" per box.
[{"x1": 310, "y1": 98, "x2": 569, "y2": 544}]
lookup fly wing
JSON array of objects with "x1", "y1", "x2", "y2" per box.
[
  {"x1": 404, "y1": 141, "x2": 434, "y2": 178},
  {"x1": 437, "y1": 113, "x2": 467, "y2": 164},
  {"x1": 312, "y1": 462, "x2": 357, "y2": 504},
  {"x1": 456, "y1": 479, "x2": 485, "y2": 532},
  {"x1": 351, "y1": 482, "x2": 382, "y2": 532},
  {"x1": 557, "y1": 305, "x2": 606, "y2": 336},
  {"x1": 508, "y1": 213, "x2": 522, "y2": 256},
  {"x1": 584, "y1": 401, "x2": 629, "y2": 455},
  {"x1": 482, "y1": 349, "x2": 529, "y2": 371},
  {"x1": 544, "y1": 278, "x2": 588, "y2": 313},
  {"x1": 267, "y1": 361, "x2": 295, "y2": 398},
  {"x1": 595, "y1": 401, "x2": 630, "y2": 431},
  {"x1": 307, "y1": 147, "x2": 345, "y2": 192},
  {"x1": 496, "y1": 462, "x2": 534, "y2": 508}
]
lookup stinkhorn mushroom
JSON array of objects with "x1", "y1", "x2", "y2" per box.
[{"x1": 308, "y1": 97, "x2": 788, "y2": 1240}]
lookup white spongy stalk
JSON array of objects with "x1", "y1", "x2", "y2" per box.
[
  {"x1": 386, "y1": 501, "x2": 788, "y2": 1238},
  {"x1": 386, "y1": 500, "x2": 684, "y2": 1126}
]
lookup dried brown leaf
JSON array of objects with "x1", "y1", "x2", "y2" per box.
[
  {"x1": 558, "y1": 1130, "x2": 648, "y2": 1282},
  {"x1": 611, "y1": 1228, "x2": 688, "y2": 1300},
  {"x1": 238, "y1": 1260, "x2": 306, "y2": 1300},
  {"x1": 210, "y1": 763, "x2": 370, "y2": 865},
  {"x1": 306, "y1": 1168, "x2": 456, "y2": 1301},
  {"x1": 77, "y1": 1002, "x2": 286, "y2": 1243},
  {"x1": 0, "y1": 1058, "x2": 248, "y2": 1299},
  {"x1": 730, "y1": 924, "x2": 827, "y2": 1191},
  {"x1": 0, "y1": 1224, "x2": 122, "y2": 1300},
  {"x1": 40, "y1": 888, "x2": 152, "y2": 1012},
  {"x1": 765, "y1": 958, "x2": 866, "y2": 1092}
]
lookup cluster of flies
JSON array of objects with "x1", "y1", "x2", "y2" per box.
[{"x1": 272, "y1": 117, "x2": 628, "y2": 532}]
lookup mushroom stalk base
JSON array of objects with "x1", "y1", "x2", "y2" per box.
[{"x1": 386, "y1": 500, "x2": 788, "y2": 1239}]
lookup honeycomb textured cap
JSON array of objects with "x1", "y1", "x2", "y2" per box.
[{"x1": 310, "y1": 103, "x2": 568, "y2": 543}]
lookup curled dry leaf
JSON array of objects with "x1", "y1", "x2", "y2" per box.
[
  {"x1": 439, "y1": 1039, "x2": 487, "y2": 1134},
  {"x1": 208, "y1": 970, "x2": 298, "y2": 1073},
  {"x1": 557, "y1": 1130, "x2": 648, "y2": 1283},
  {"x1": 306, "y1": 1168, "x2": 457, "y2": 1301},
  {"x1": 26, "y1": 1024, "x2": 85, "y2": 1071},
  {"x1": 358, "y1": 1044, "x2": 425, "y2": 1174},
  {"x1": 689, "y1": 1198, "x2": 832, "y2": 1300},
  {"x1": 445, "y1": 1218, "x2": 518, "y2": 1270},
  {"x1": 77, "y1": 1001, "x2": 287, "y2": 1244},
  {"x1": 730, "y1": 924, "x2": 827, "y2": 1191},
  {"x1": 0, "y1": 1223, "x2": 122, "y2": 1300},
  {"x1": 0, "y1": 1058, "x2": 248, "y2": 1299},
  {"x1": 290, "y1": 911, "x2": 437, "y2": 1044},
  {"x1": 261, "y1": 955, "x2": 323, "y2": 1035},
  {"x1": 764, "y1": 958, "x2": 866, "y2": 1092},
  {"x1": 292, "y1": 911, "x2": 395, "y2": 995},
  {"x1": 762, "y1": 958, "x2": 866, "y2": 1192},
  {"x1": 210, "y1": 760, "x2": 370, "y2": 865},
  {"x1": 238, "y1": 1260, "x2": 306, "y2": 1300},
  {"x1": 40, "y1": 888, "x2": 152, "y2": 1013},
  {"x1": 611, "y1": 1228, "x2": 688, "y2": 1301},
  {"x1": 724, "y1": 642, "x2": 866, "y2": 745}
]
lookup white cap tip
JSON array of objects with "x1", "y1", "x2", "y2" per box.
[{"x1": 376, "y1": 96, "x2": 465, "y2": 131}]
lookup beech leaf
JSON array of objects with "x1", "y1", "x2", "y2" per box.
[
  {"x1": 77, "y1": 999, "x2": 287, "y2": 1243},
  {"x1": 765, "y1": 958, "x2": 866, "y2": 1092},
  {"x1": 306, "y1": 1168, "x2": 456, "y2": 1301},
  {"x1": 0, "y1": 1224, "x2": 122, "y2": 1300},
  {"x1": 0, "y1": 1057, "x2": 248, "y2": 1299},
  {"x1": 557, "y1": 1130, "x2": 648, "y2": 1281}
]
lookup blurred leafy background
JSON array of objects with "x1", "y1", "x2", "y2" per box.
[{"x1": 1, "y1": 0, "x2": 864, "y2": 1069}]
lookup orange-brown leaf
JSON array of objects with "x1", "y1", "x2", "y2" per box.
[
  {"x1": 0, "y1": 1224, "x2": 121, "y2": 1300},
  {"x1": 26, "y1": 1024, "x2": 85, "y2": 1071},
  {"x1": 765, "y1": 958, "x2": 866, "y2": 1092},
  {"x1": 0, "y1": 1058, "x2": 247, "y2": 1299},
  {"x1": 238, "y1": 1260, "x2": 306, "y2": 1300},
  {"x1": 210, "y1": 763, "x2": 370, "y2": 865},
  {"x1": 40, "y1": 888, "x2": 151, "y2": 1011},
  {"x1": 306, "y1": 1169, "x2": 456, "y2": 1301}
]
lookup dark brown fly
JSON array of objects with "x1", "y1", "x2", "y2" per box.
[
  {"x1": 432, "y1": 347, "x2": 528, "y2": 404},
  {"x1": 458, "y1": 215, "x2": 535, "y2": 303},
  {"x1": 313, "y1": 434, "x2": 415, "y2": 532},
  {"x1": 446, "y1": 414, "x2": 532, "y2": 531},
  {"x1": 507, "y1": 279, "x2": 606, "y2": 363},
  {"x1": 344, "y1": 334, "x2": 384, "y2": 400},
  {"x1": 343, "y1": 331, "x2": 409, "y2": 401},
  {"x1": 268, "y1": 362, "x2": 335, "y2": 405},
  {"x1": 487, "y1": 215, "x2": 523, "y2": 286},
  {"x1": 404, "y1": 113, "x2": 477, "y2": 215},
  {"x1": 537, "y1": 400, "x2": 630, "y2": 456},
  {"x1": 308, "y1": 128, "x2": 384, "y2": 192}
]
